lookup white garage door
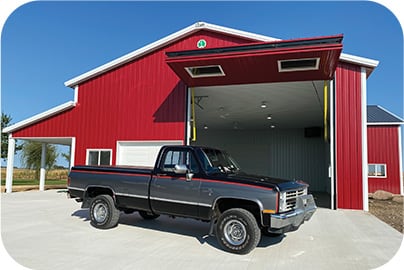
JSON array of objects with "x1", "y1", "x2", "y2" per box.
[{"x1": 116, "y1": 141, "x2": 183, "y2": 167}]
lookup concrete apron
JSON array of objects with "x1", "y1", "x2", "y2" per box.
[{"x1": 1, "y1": 190, "x2": 403, "y2": 270}]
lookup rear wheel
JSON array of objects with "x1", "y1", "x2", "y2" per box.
[
  {"x1": 215, "y1": 208, "x2": 261, "y2": 254},
  {"x1": 138, "y1": 210, "x2": 160, "y2": 220},
  {"x1": 89, "y1": 195, "x2": 120, "y2": 229}
]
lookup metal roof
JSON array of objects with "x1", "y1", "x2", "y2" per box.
[
  {"x1": 64, "y1": 21, "x2": 378, "y2": 88},
  {"x1": 367, "y1": 105, "x2": 403, "y2": 125}
]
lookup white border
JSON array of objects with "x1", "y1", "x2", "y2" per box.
[
  {"x1": 86, "y1": 149, "x2": 113, "y2": 165},
  {"x1": 64, "y1": 21, "x2": 279, "y2": 88},
  {"x1": 115, "y1": 140, "x2": 183, "y2": 165},
  {"x1": 367, "y1": 164, "x2": 388, "y2": 178},
  {"x1": 330, "y1": 79, "x2": 335, "y2": 210},
  {"x1": 2, "y1": 101, "x2": 76, "y2": 133},
  {"x1": 361, "y1": 67, "x2": 369, "y2": 211},
  {"x1": 63, "y1": 21, "x2": 378, "y2": 88},
  {"x1": 277, "y1": 57, "x2": 320, "y2": 72},
  {"x1": 185, "y1": 65, "x2": 225, "y2": 78},
  {"x1": 398, "y1": 127, "x2": 403, "y2": 195}
]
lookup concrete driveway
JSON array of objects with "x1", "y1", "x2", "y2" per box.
[{"x1": 1, "y1": 190, "x2": 403, "y2": 270}]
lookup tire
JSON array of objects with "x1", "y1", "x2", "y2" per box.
[
  {"x1": 215, "y1": 208, "x2": 261, "y2": 254},
  {"x1": 89, "y1": 195, "x2": 120, "y2": 229},
  {"x1": 138, "y1": 210, "x2": 160, "y2": 220}
]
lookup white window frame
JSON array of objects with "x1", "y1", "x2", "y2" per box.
[
  {"x1": 86, "y1": 149, "x2": 113, "y2": 166},
  {"x1": 368, "y1": 164, "x2": 387, "y2": 178}
]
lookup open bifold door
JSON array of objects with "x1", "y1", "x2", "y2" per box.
[{"x1": 165, "y1": 35, "x2": 343, "y2": 87}]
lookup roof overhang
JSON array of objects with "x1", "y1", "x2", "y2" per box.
[
  {"x1": 64, "y1": 22, "x2": 279, "y2": 88},
  {"x1": 2, "y1": 101, "x2": 76, "y2": 134},
  {"x1": 340, "y1": 53, "x2": 379, "y2": 77},
  {"x1": 165, "y1": 35, "x2": 343, "y2": 87}
]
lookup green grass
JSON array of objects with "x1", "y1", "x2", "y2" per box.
[{"x1": 1, "y1": 179, "x2": 67, "y2": 186}]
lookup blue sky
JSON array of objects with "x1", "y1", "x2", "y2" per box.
[{"x1": 1, "y1": 0, "x2": 403, "y2": 167}]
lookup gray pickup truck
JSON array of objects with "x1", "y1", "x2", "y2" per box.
[{"x1": 68, "y1": 145, "x2": 316, "y2": 254}]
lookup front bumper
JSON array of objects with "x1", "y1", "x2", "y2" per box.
[{"x1": 269, "y1": 194, "x2": 317, "y2": 234}]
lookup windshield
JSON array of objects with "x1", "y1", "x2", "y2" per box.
[{"x1": 199, "y1": 148, "x2": 240, "y2": 174}]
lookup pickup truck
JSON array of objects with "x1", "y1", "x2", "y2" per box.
[{"x1": 67, "y1": 145, "x2": 316, "y2": 254}]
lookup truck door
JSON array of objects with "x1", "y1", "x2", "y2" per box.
[{"x1": 150, "y1": 148, "x2": 202, "y2": 219}]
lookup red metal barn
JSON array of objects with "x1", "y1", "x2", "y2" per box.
[
  {"x1": 4, "y1": 22, "x2": 402, "y2": 211},
  {"x1": 367, "y1": 105, "x2": 403, "y2": 195}
]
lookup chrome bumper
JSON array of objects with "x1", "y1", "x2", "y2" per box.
[{"x1": 270, "y1": 194, "x2": 317, "y2": 231}]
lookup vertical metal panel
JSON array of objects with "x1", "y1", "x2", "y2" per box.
[
  {"x1": 335, "y1": 63, "x2": 363, "y2": 210},
  {"x1": 194, "y1": 129, "x2": 329, "y2": 192},
  {"x1": 367, "y1": 126, "x2": 401, "y2": 194},
  {"x1": 12, "y1": 30, "x2": 255, "y2": 165}
]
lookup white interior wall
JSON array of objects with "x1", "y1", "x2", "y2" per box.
[{"x1": 194, "y1": 128, "x2": 329, "y2": 192}]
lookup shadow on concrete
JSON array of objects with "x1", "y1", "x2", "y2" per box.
[{"x1": 71, "y1": 209, "x2": 284, "y2": 251}]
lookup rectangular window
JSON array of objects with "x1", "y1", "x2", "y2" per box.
[
  {"x1": 185, "y1": 65, "x2": 225, "y2": 78},
  {"x1": 368, "y1": 164, "x2": 387, "y2": 178},
  {"x1": 278, "y1": 58, "x2": 320, "y2": 72},
  {"x1": 87, "y1": 149, "x2": 112, "y2": 166},
  {"x1": 161, "y1": 149, "x2": 199, "y2": 173}
]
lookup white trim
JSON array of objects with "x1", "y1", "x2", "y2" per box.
[
  {"x1": 2, "y1": 101, "x2": 76, "y2": 133},
  {"x1": 39, "y1": 143, "x2": 46, "y2": 191},
  {"x1": 367, "y1": 104, "x2": 404, "y2": 124},
  {"x1": 361, "y1": 67, "x2": 369, "y2": 211},
  {"x1": 340, "y1": 53, "x2": 379, "y2": 68},
  {"x1": 277, "y1": 57, "x2": 320, "y2": 72},
  {"x1": 86, "y1": 149, "x2": 113, "y2": 166},
  {"x1": 398, "y1": 127, "x2": 403, "y2": 195},
  {"x1": 115, "y1": 193, "x2": 148, "y2": 200},
  {"x1": 186, "y1": 88, "x2": 191, "y2": 145},
  {"x1": 185, "y1": 65, "x2": 225, "y2": 78},
  {"x1": 74, "y1": 85, "x2": 79, "y2": 104},
  {"x1": 367, "y1": 122, "x2": 403, "y2": 126},
  {"x1": 334, "y1": 73, "x2": 339, "y2": 209},
  {"x1": 368, "y1": 164, "x2": 387, "y2": 178},
  {"x1": 116, "y1": 140, "x2": 183, "y2": 166},
  {"x1": 70, "y1": 137, "x2": 76, "y2": 169},
  {"x1": 330, "y1": 79, "x2": 335, "y2": 210},
  {"x1": 64, "y1": 22, "x2": 279, "y2": 88},
  {"x1": 5, "y1": 135, "x2": 15, "y2": 193}
]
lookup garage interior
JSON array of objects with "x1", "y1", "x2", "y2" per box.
[{"x1": 190, "y1": 80, "x2": 332, "y2": 208}]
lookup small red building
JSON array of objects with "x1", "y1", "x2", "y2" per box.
[
  {"x1": 367, "y1": 105, "x2": 403, "y2": 195},
  {"x1": 4, "y1": 22, "x2": 402, "y2": 210}
]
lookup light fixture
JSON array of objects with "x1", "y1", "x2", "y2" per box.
[
  {"x1": 270, "y1": 124, "x2": 276, "y2": 129},
  {"x1": 233, "y1": 121, "x2": 239, "y2": 130},
  {"x1": 203, "y1": 124, "x2": 208, "y2": 130},
  {"x1": 260, "y1": 101, "x2": 267, "y2": 109},
  {"x1": 266, "y1": 114, "x2": 272, "y2": 120}
]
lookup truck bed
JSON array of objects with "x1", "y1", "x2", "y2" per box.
[{"x1": 72, "y1": 165, "x2": 154, "y2": 175}]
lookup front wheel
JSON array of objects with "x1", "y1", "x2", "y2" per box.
[
  {"x1": 215, "y1": 208, "x2": 261, "y2": 254},
  {"x1": 89, "y1": 195, "x2": 120, "y2": 229}
]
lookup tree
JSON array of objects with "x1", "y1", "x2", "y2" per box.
[
  {"x1": 20, "y1": 142, "x2": 59, "y2": 180},
  {"x1": 1, "y1": 112, "x2": 22, "y2": 160}
]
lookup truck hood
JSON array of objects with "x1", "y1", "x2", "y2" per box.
[{"x1": 218, "y1": 171, "x2": 309, "y2": 192}]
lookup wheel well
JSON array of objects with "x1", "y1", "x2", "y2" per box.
[
  {"x1": 215, "y1": 198, "x2": 262, "y2": 225},
  {"x1": 86, "y1": 187, "x2": 114, "y2": 198},
  {"x1": 82, "y1": 187, "x2": 115, "y2": 208}
]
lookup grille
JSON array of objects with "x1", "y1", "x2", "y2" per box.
[{"x1": 284, "y1": 188, "x2": 306, "y2": 211}]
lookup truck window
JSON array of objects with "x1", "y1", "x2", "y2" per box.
[{"x1": 161, "y1": 150, "x2": 199, "y2": 173}]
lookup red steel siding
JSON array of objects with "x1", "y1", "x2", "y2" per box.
[
  {"x1": 367, "y1": 126, "x2": 401, "y2": 194},
  {"x1": 335, "y1": 63, "x2": 363, "y2": 210},
  {"x1": 12, "y1": 30, "x2": 256, "y2": 165}
]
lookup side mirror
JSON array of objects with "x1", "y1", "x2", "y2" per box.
[
  {"x1": 174, "y1": 164, "x2": 194, "y2": 181},
  {"x1": 174, "y1": 164, "x2": 188, "y2": 174}
]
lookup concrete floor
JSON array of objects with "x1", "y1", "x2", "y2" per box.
[{"x1": 1, "y1": 190, "x2": 403, "y2": 270}]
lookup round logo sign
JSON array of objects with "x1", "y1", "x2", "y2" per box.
[{"x1": 197, "y1": 39, "x2": 207, "y2": 48}]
